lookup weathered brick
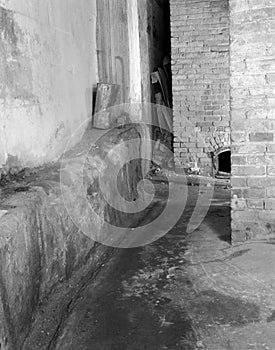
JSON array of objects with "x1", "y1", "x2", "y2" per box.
[
  {"x1": 231, "y1": 197, "x2": 246, "y2": 211},
  {"x1": 265, "y1": 199, "x2": 275, "y2": 210},
  {"x1": 232, "y1": 165, "x2": 266, "y2": 176},
  {"x1": 266, "y1": 187, "x2": 275, "y2": 198},
  {"x1": 258, "y1": 210, "x2": 275, "y2": 222},
  {"x1": 231, "y1": 177, "x2": 247, "y2": 187},
  {"x1": 231, "y1": 226, "x2": 248, "y2": 243},
  {"x1": 231, "y1": 155, "x2": 246, "y2": 165},
  {"x1": 231, "y1": 132, "x2": 246, "y2": 143},
  {"x1": 247, "y1": 177, "x2": 275, "y2": 188},
  {"x1": 231, "y1": 0, "x2": 275, "y2": 241},
  {"x1": 247, "y1": 199, "x2": 264, "y2": 210},
  {"x1": 265, "y1": 154, "x2": 275, "y2": 165},
  {"x1": 249, "y1": 132, "x2": 274, "y2": 142},
  {"x1": 171, "y1": 0, "x2": 230, "y2": 173},
  {"x1": 232, "y1": 144, "x2": 266, "y2": 154},
  {"x1": 266, "y1": 144, "x2": 275, "y2": 153},
  {"x1": 243, "y1": 188, "x2": 265, "y2": 199},
  {"x1": 246, "y1": 155, "x2": 266, "y2": 164},
  {"x1": 231, "y1": 210, "x2": 259, "y2": 222},
  {"x1": 267, "y1": 166, "x2": 275, "y2": 176},
  {"x1": 232, "y1": 188, "x2": 243, "y2": 197}
]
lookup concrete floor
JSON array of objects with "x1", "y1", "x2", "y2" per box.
[{"x1": 34, "y1": 181, "x2": 275, "y2": 350}]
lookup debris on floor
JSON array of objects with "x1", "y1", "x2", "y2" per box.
[{"x1": 20, "y1": 182, "x2": 275, "y2": 350}]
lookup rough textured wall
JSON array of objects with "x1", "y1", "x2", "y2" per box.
[
  {"x1": 230, "y1": 0, "x2": 275, "y2": 242},
  {"x1": 170, "y1": 0, "x2": 230, "y2": 174},
  {"x1": 0, "y1": 0, "x2": 97, "y2": 169},
  {"x1": 0, "y1": 125, "x2": 147, "y2": 350}
]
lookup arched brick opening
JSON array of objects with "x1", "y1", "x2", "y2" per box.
[
  {"x1": 208, "y1": 131, "x2": 231, "y2": 177},
  {"x1": 212, "y1": 147, "x2": 231, "y2": 178}
]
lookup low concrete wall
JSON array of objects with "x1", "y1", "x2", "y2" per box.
[{"x1": 0, "y1": 124, "x2": 148, "y2": 350}]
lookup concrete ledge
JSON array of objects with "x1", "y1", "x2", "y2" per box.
[
  {"x1": 0, "y1": 125, "x2": 149, "y2": 350},
  {"x1": 160, "y1": 170, "x2": 230, "y2": 187}
]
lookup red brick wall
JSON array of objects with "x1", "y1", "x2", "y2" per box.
[
  {"x1": 230, "y1": 0, "x2": 275, "y2": 242},
  {"x1": 170, "y1": 0, "x2": 230, "y2": 174}
]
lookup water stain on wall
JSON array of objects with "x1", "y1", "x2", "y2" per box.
[{"x1": 0, "y1": 6, "x2": 34, "y2": 101}]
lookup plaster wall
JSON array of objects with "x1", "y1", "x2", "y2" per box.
[{"x1": 0, "y1": 0, "x2": 97, "y2": 168}]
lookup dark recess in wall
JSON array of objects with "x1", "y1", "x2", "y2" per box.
[{"x1": 218, "y1": 150, "x2": 231, "y2": 174}]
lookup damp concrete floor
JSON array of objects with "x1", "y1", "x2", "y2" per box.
[{"x1": 46, "y1": 181, "x2": 275, "y2": 350}]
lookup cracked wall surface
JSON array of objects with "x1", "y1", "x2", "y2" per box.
[{"x1": 0, "y1": 0, "x2": 97, "y2": 169}]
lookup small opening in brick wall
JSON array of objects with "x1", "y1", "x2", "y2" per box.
[
  {"x1": 217, "y1": 150, "x2": 231, "y2": 177},
  {"x1": 213, "y1": 149, "x2": 231, "y2": 178},
  {"x1": 218, "y1": 150, "x2": 231, "y2": 173}
]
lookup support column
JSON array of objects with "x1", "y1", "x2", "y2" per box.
[{"x1": 230, "y1": 0, "x2": 275, "y2": 242}]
